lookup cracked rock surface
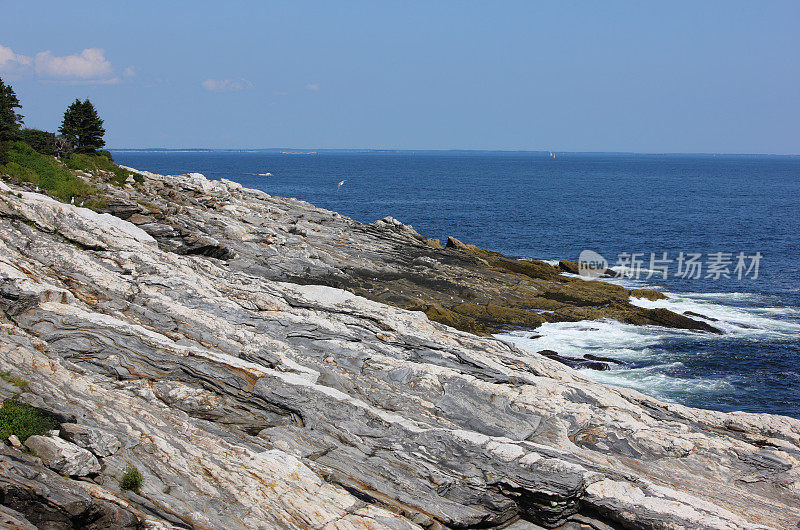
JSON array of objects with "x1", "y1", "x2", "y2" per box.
[{"x1": 0, "y1": 171, "x2": 798, "y2": 529}]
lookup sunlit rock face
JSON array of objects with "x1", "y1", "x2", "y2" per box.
[{"x1": 0, "y1": 171, "x2": 798, "y2": 529}]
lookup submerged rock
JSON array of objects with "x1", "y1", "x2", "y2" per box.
[
  {"x1": 685, "y1": 310, "x2": 719, "y2": 321},
  {"x1": 584, "y1": 353, "x2": 627, "y2": 366},
  {"x1": 538, "y1": 350, "x2": 611, "y2": 371}
]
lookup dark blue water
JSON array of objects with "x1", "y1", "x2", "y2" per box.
[{"x1": 113, "y1": 150, "x2": 800, "y2": 418}]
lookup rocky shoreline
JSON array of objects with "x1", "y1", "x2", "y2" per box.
[{"x1": 1, "y1": 167, "x2": 799, "y2": 529}]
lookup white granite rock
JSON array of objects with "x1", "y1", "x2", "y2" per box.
[{"x1": 24, "y1": 435, "x2": 101, "y2": 476}]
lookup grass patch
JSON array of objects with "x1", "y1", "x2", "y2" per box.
[
  {"x1": 0, "y1": 141, "x2": 94, "y2": 203},
  {"x1": 120, "y1": 465, "x2": 143, "y2": 492},
  {"x1": 0, "y1": 398, "x2": 59, "y2": 443},
  {"x1": 83, "y1": 196, "x2": 110, "y2": 212},
  {"x1": 65, "y1": 153, "x2": 144, "y2": 186},
  {"x1": 0, "y1": 371, "x2": 28, "y2": 389}
]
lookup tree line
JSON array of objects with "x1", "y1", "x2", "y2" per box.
[{"x1": 0, "y1": 76, "x2": 107, "y2": 162}]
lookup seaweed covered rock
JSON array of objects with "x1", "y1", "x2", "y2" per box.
[{"x1": 630, "y1": 288, "x2": 668, "y2": 301}]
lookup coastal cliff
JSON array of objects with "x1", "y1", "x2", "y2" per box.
[{"x1": 1, "y1": 167, "x2": 799, "y2": 529}]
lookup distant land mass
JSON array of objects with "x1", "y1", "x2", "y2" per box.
[{"x1": 107, "y1": 148, "x2": 795, "y2": 157}]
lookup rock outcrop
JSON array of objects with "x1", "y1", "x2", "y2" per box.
[
  {"x1": 0, "y1": 170, "x2": 798, "y2": 529},
  {"x1": 85, "y1": 166, "x2": 719, "y2": 336},
  {"x1": 24, "y1": 434, "x2": 102, "y2": 476}
]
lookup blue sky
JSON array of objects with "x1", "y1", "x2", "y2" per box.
[{"x1": 1, "y1": 1, "x2": 798, "y2": 153}]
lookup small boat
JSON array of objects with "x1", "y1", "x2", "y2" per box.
[{"x1": 257, "y1": 172, "x2": 273, "y2": 176}]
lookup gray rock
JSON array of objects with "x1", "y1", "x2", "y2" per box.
[
  {"x1": 0, "y1": 445, "x2": 141, "y2": 528},
  {"x1": 24, "y1": 435, "x2": 101, "y2": 476},
  {"x1": 60, "y1": 423, "x2": 122, "y2": 457},
  {"x1": 0, "y1": 504, "x2": 37, "y2": 530}
]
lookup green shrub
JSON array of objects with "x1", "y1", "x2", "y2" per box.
[
  {"x1": 19, "y1": 129, "x2": 56, "y2": 156},
  {"x1": 65, "y1": 153, "x2": 143, "y2": 186},
  {"x1": 0, "y1": 398, "x2": 59, "y2": 443},
  {"x1": 0, "y1": 371, "x2": 28, "y2": 389},
  {"x1": 97, "y1": 150, "x2": 114, "y2": 161},
  {"x1": 120, "y1": 465, "x2": 143, "y2": 492},
  {"x1": 0, "y1": 141, "x2": 93, "y2": 202}
]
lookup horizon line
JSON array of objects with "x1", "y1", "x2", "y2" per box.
[{"x1": 107, "y1": 147, "x2": 799, "y2": 157}]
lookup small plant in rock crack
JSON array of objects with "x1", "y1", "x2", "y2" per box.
[
  {"x1": 0, "y1": 371, "x2": 28, "y2": 389},
  {"x1": 120, "y1": 465, "x2": 143, "y2": 493}
]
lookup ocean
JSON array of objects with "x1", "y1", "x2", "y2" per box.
[{"x1": 112, "y1": 150, "x2": 800, "y2": 418}]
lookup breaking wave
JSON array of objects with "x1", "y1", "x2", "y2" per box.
[{"x1": 497, "y1": 284, "x2": 799, "y2": 408}]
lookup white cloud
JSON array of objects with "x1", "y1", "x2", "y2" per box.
[
  {"x1": 0, "y1": 44, "x2": 31, "y2": 71},
  {"x1": 34, "y1": 48, "x2": 112, "y2": 79},
  {"x1": 2, "y1": 45, "x2": 130, "y2": 85},
  {"x1": 305, "y1": 83, "x2": 320, "y2": 91},
  {"x1": 202, "y1": 78, "x2": 253, "y2": 92}
]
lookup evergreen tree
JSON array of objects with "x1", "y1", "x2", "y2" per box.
[
  {"x1": 58, "y1": 99, "x2": 83, "y2": 150},
  {"x1": 0, "y1": 77, "x2": 24, "y2": 143},
  {"x1": 59, "y1": 99, "x2": 106, "y2": 153},
  {"x1": 20, "y1": 128, "x2": 57, "y2": 156}
]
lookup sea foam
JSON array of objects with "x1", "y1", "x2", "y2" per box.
[{"x1": 497, "y1": 286, "x2": 798, "y2": 405}]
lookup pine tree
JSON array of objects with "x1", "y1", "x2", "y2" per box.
[
  {"x1": 0, "y1": 77, "x2": 24, "y2": 143},
  {"x1": 59, "y1": 99, "x2": 83, "y2": 150},
  {"x1": 59, "y1": 99, "x2": 106, "y2": 153}
]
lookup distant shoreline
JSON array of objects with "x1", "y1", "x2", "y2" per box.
[
  {"x1": 108, "y1": 148, "x2": 797, "y2": 157},
  {"x1": 111, "y1": 149, "x2": 217, "y2": 153}
]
